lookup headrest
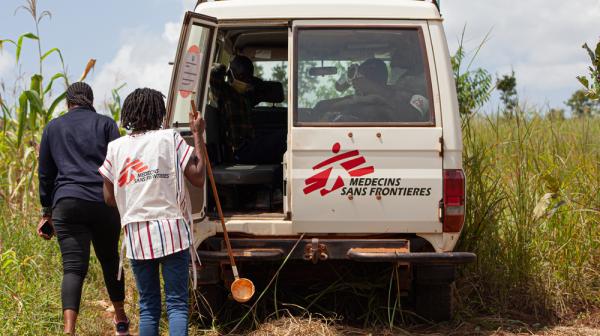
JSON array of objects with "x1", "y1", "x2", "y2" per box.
[{"x1": 254, "y1": 80, "x2": 285, "y2": 104}]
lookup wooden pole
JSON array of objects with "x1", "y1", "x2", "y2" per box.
[{"x1": 191, "y1": 100, "x2": 239, "y2": 279}]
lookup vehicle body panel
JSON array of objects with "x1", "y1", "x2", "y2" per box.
[{"x1": 166, "y1": 1, "x2": 464, "y2": 254}]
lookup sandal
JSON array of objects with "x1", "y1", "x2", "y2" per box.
[{"x1": 114, "y1": 317, "x2": 130, "y2": 336}]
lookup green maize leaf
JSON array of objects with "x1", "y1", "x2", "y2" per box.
[
  {"x1": 1, "y1": 100, "x2": 9, "y2": 133},
  {"x1": 41, "y1": 47, "x2": 64, "y2": 63},
  {"x1": 29, "y1": 74, "x2": 43, "y2": 95},
  {"x1": 24, "y1": 90, "x2": 43, "y2": 130},
  {"x1": 44, "y1": 73, "x2": 66, "y2": 94},
  {"x1": 15, "y1": 32, "x2": 38, "y2": 63},
  {"x1": 16, "y1": 92, "x2": 29, "y2": 147},
  {"x1": 47, "y1": 91, "x2": 66, "y2": 122},
  {"x1": 24, "y1": 90, "x2": 43, "y2": 111},
  {"x1": 0, "y1": 38, "x2": 16, "y2": 51}
]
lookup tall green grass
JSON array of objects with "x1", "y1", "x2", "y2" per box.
[
  {"x1": 458, "y1": 111, "x2": 600, "y2": 320},
  {"x1": 3, "y1": 113, "x2": 596, "y2": 334}
]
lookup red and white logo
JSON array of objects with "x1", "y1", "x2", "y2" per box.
[
  {"x1": 303, "y1": 142, "x2": 375, "y2": 196},
  {"x1": 118, "y1": 158, "x2": 149, "y2": 187}
]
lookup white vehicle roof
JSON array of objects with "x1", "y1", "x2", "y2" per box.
[{"x1": 196, "y1": 0, "x2": 440, "y2": 21}]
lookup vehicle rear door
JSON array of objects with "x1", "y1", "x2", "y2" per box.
[
  {"x1": 166, "y1": 11, "x2": 218, "y2": 220},
  {"x1": 290, "y1": 20, "x2": 443, "y2": 234}
]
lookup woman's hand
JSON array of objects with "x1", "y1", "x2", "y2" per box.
[
  {"x1": 37, "y1": 216, "x2": 54, "y2": 240},
  {"x1": 189, "y1": 107, "x2": 206, "y2": 135}
]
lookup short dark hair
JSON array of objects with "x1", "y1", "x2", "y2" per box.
[
  {"x1": 358, "y1": 58, "x2": 388, "y2": 85},
  {"x1": 66, "y1": 82, "x2": 95, "y2": 112},
  {"x1": 121, "y1": 88, "x2": 166, "y2": 131},
  {"x1": 228, "y1": 55, "x2": 254, "y2": 82}
]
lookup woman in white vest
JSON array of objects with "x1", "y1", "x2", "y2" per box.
[{"x1": 99, "y1": 88, "x2": 205, "y2": 336}]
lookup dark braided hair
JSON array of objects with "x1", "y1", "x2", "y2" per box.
[
  {"x1": 66, "y1": 82, "x2": 96, "y2": 112},
  {"x1": 121, "y1": 88, "x2": 166, "y2": 131}
]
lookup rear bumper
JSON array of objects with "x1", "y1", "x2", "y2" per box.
[
  {"x1": 347, "y1": 250, "x2": 475, "y2": 264},
  {"x1": 197, "y1": 237, "x2": 476, "y2": 265}
]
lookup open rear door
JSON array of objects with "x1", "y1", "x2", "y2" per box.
[{"x1": 166, "y1": 11, "x2": 218, "y2": 220}]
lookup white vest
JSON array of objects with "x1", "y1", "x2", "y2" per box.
[{"x1": 101, "y1": 129, "x2": 193, "y2": 226}]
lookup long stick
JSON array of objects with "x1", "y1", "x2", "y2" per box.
[{"x1": 191, "y1": 101, "x2": 239, "y2": 279}]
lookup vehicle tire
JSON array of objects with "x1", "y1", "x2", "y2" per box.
[{"x1": 413, "y1": 265, "x2": 455, "y2": 322}]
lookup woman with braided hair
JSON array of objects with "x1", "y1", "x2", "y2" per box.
[
  {"x1": 100, "y1": 88, "x2": 206, "y2": 336},
  {"x1": 38, "y1": 82, "x2": 131, "y2": 335}
]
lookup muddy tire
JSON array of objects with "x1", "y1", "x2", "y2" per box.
[{"x1": 413, "y1": 265, "x2": 455, "y2": 322}]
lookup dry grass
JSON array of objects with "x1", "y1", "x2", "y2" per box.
[{"x1": 243, "y1": 315, "x2": 600, "y2": 336}]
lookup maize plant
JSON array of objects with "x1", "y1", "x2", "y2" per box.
[{"x1": 0, "y1": 31, "x2": 95, "y2": 214}]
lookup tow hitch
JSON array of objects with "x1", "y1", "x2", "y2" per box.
[{"x1": 303, "y1": 238, "x2": 329, "y2": 263}]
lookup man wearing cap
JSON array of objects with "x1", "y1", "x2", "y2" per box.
[{"x1": 38, "y1": 82, "x2": 130, "y2": 335}]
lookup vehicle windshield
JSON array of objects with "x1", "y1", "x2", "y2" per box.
[{"x1": 295, "y1": 28, "x2": 433, "y2": 125}]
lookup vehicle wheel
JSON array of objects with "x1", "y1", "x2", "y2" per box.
[{"x1": 413, "y1": 265, "x2": 455, "y2": 322}]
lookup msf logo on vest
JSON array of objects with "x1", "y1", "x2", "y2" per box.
[
  {"x1": 118, "y1": 158, "x2": 149, "y2": 187},
  {"x1": 303, "y1": 142, "x2": 375, "y2": 197}
]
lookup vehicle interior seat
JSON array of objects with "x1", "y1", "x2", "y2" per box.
[
  {"x1": 252, "y1": 80, "x2": 287, "y2": 131},
  {"x1": 211, "y1": 80, "x2": 286, "y2": 210}
]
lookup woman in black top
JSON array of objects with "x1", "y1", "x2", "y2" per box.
[{"x1": 38, "y1": 82, "x2": 130, "y2": 335}]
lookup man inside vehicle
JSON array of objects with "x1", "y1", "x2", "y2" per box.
[
  {"x1": 208, "y1": 55, "x2": 287, "y2": 210},
  {"x1": 389, "y1": 37, "x2": 430, "y2": 121},
  {"x1": 209, "y1": 55, "x2": 256, "y2": 162},
  {"x1": 209, "y1": 55, "x2": 286, "y2": 165},
  {"x1": 316, "y1": 58, "x2": 397, "y2": 122},
  {"x1": 317, "y1": 57, "x2": 425, "y2": 122}
]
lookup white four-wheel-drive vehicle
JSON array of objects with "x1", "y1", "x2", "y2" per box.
[{"x1": 166, "y1": 0, "x2": 475, "y2": 321}]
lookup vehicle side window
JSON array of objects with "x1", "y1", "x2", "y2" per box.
[
  {"x1": 254, "y1": 60, "x2": 288, "y2": 107},
  {"x1": 295, "y1": 28, "x2": 433, "y2": 126}
]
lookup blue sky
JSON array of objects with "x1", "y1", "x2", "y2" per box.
[{"x1": 1, "y1": 0, "x2": 599, "y2": 114}]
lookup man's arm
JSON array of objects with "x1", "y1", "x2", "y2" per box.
[
  {"x1": 38, "y1": 126, "x2": 57, "y2": 212},
  {"x1": 103, "y1": 178, "x2": 117, "y2": 207}
]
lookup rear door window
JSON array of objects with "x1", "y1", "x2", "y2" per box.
[
  {"x1": 166, "y1": 13, "x2": 217, "y2": 127},
  {"x1": 295, "y1": 28, "x2": 434, "y2": 126}
]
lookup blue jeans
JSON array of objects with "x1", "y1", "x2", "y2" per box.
[{"x1": 130, "y1": 251, "x2": 190, "y2": 336}]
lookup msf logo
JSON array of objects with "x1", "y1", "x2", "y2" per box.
[
  {"x1": 303, "y1": 142, "x2": 374, "y2": 196},
  {"x1": 118, "y1": 158, "x2": 149, "y2": 187}
]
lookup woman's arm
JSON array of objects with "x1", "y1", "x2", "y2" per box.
[
  {"x1": 38, "y1": 126, "x2": 58, "y2": 212},
  {"x1": 184, "y1": 112, "x2": 206, "y2": 188},
  {"x1": 103, "y1": 178, "x2": 117, "y2": 207}
]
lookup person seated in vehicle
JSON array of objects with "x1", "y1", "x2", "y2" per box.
[
  {"x1": 389, "y1": 40, "x2": 430, "y2": 121},
  {"x1": 315, "y1": 58, "x2": 401, "y2": 122},
  {"x1": 209, "y1": 55, "x2": 257, "y2": 161},
  {"x1": 209, "y1": 55, "x2": 286, "y2": 164}
]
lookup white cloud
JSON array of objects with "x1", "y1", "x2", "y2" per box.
[
  {"x1": 91, "y1": 21, "x2": 181, "y2": 112},
  {"x1": 0, "y1": 51, "x2": 14, "y2": 78},
  {"x1": 443, "y1": 0, "x2": 600, "y2": 109}
]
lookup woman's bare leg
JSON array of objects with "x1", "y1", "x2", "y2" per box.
[{"x1": 112, "y1": 300, "x2": 128, "y2": 322}]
